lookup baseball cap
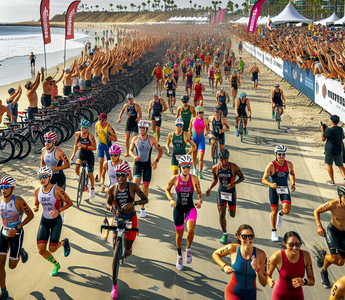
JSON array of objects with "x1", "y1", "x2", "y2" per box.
[
  {"x1": 8, "y1": 88, "x2": 15, "y2": 94},
  {"x1": 98, "y1": 113, "x2": 107, "y2": 119}
]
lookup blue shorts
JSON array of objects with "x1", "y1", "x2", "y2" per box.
[
  {"x1": 152, "y1": 115, "x2": 162, "y2": 127},
  {"x1": 97, "y1": 142, "x2": 111, "y2": 159},
  {"x1": 192, "y1": 132, "x2": 205, "y2": 153}
]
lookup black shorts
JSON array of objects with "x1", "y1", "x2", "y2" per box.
[
  {"x1": 79, "y1": 150, "x2": 95, "y2": 173},
  {"x1": 232, "y1": 83, "x2": 238, "y2": 90},
  {"x1": 133, "y1": 161, "x2": 152, "y2": 183},
  {"x1": 325, "y1": 152, "x2": 343, "y2": 167},
  {"x1": 51, "y1": 172, "x2": 66, "y2": 190},
  {"x1": 326, "y1": 223, "x2": 345, "y2": 258},
  {"x1": 273, "y1": 100, "x2": 283, "y2": 107},
  {"x1": 125, "y1": 121, "x2": 138, "y2": 133},
  {"x1": 167, "y1": 90, "x2": 176, "y2": 98},
  {"x1": 28, "y1": 107, "x2": 38, "y2": 120},
  {"x1": 269, "y1": 186, "x2": 291, "y2": 207},
  {"x1": 41, "y1": 94, "x2": 51, "y2": 108},
  {"x1": 238, "y1": 110, "x2": 248, "y2": 118},
  {"x1": 0, "y1": 227, "x2": 24, "y2": 260},
  {"x1": 220, "y1": 103, "x2": 228, "y2": 118},
  {"x1": 152, "y1": 115, "x2": 162, "y2": 127},
  {"x1": 217, "y1": 187, "x2": 236, "y2": 210},
  {"x1": 37, "y1": 215, "x2": 62, "y2": 247},
  {"x1": 85, "y1": 80, "x2": 92, "y2": 88},
  {"x1": 210, "y1": 131, "x2": 225, "y2": 145},
  {"x1": 63, "y1": 86, "x2": 72, "y2": 96}
]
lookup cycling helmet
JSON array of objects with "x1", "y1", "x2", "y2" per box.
[
  {"x1": 220, "y1": 87, "x2": 224, "y2": 91},
  {"x1": 181, "y1": 95, "x2": 189, "y2": 102},
  {"x1": 109, "y1": 144, "x2": 121, "y2": 155},
  {"x1": 37, "y1": 166, "x2": 53, "y2": 177},
  {"x1": 114, "y1": 163, "x2": 130, "y2": 174},
  {"x1": 274, "y1": 145, "x2": 287, "y2": 154},
  {"x1": 195, "y1": 78, "x2": 200, "y2": 83},
  {"x1": 138, "y1": 120, "x2": 150, "y2": 128},
  {"x1": 179, "y1": 154, "x2": 193, "y2": 166},
  {"x1": 240, "y1": 92, "x2": 247, "y2": 98},
  {"x1": 338, "y1": 185, "x2": 345, "y2": 196},
  {"x1": 127, "y1": 93, "x2": 134, "y2": 99},
  {"x1": 175, "y1": 118, "x2": 184, "y2": 125},
  {"x1": 153, "y1": 91, "x2": 159, "y2": 97},
  {"x1": 275, "y1": 83, "x2": 280, "y2": 87},
  {"x1": 0, "y1": 176, "x2": 16, "y2": 187},
  {"x1": 215, "y1": 106, "x2": 221, "y2": 111},
  {"x1": 43, "y1": 131, "x2": 57, "y2": 142},
  {"x1": 80, "y1": 119, "x2": 91, "y2": 128},
  {"x1": 156, "y1": 63, "x2": 160, "y2": 66},
  {"x1": 174, "y1": 64, "x2": 178, "y2": 67},
  {"x1": 219, "y1": 148, "x2": 230, "y2": 159},
  {"x1": 168, "y1": 73, "x2": 172, "y2": 76},
  {"x1": 195, "y1": 106, "x2": 204, "y2": 113}
]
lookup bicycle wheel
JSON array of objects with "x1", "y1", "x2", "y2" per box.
[
  {"x1": 76, "y1": 167, "x2": 86, "y2": 208},
  {"x1": 239, "y1": 119, "x2": 244, "y2": 143},
  {"x1": 0, "y1": 137, "x2": 15, "y2": 164},
  {"x1": 11, "y1": 137, "x2": 23, "y2": 160},
  {"x1": 59, "y1": 119, "x2": 74, "y2": 141},
  {"x1": 113, "y1": 237, "x2": 123, "y2": 285},
  {"x1": 31, "y1": 130, "x2": 45, "y2": 154},
  {"x1": 69, "y1": 115, "x2": 80, "y2": 132},
  {"x1": 15, "y1": 134, "x2": 31, "y2": 160},
  {"x1": 79, "y1": 108, "x2": 94, "y2": 123},
  {"x1": 275, "y1": 107, "x2": 281, "y2": 129},
  {"x1": 54, "y1": 122, "x2": 70, "y2": 142},
  {"x1": 213, "y1": 143, "x2": 218, "y2": 165}
]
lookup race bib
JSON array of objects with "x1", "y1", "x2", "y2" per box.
[
  {"x1": 1, "y1": 227, "x2": 10, "y2": 237},
  {"x1": 221, "y1": 192, "x2": 232, "y2": 202},
  {"x1": 168, "y1": 90, "x2": 173, "y2": 95},
  {"x1": 174, "y1": 154, "x2": 183, "y2": 160},
  {"x1": 276, "y1": 186, "x2": 289, "y2": 195}
]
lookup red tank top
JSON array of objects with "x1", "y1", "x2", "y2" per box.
[
  {"x1": 194, "y1": 83, "x2": 202, "y2": 97},
  {"x1": 155, "y1": 67, "x2": 162, "y2": 79}
]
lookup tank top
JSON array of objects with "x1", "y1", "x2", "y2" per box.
[
  {"x1": 193, "y1": 117, "x2": 205, "y2": 137},
  {"x1": 218, "y1": 93, "x2": 226, "y2": 104},
  {"x1": 194, "y1": 83, "x2": 202, "y2": 98},
  {"x1": 181, "y1": 106, "x2": 192, "y2": 132},
  {"x1": 38, "y1": 185, "x2": 60, "y2": 220},
  {"x1": 127, "y1": 104, "x2": 138, "y2": 123},
  {"x1": 44, "y1": 147, "x2": 62, "y2": 174},
  {"x1": 166, "y1": 78, "x2": 175, "y2": 90},
  {"x1": 78, "y1": 133, "x2": 92, "y2": 155},
  {"x1": 96, "y1": 121, "x2": 110, "y2": 145},
  {"x1": 137, "y1": 135, "x2": 152, "y2": 163},
  {"x1": 175, "y1": 174, "x2": 194, "y2": 212},
  {"x1": 209, "y1": 69, "x2": 214, "y2": 78},
  {"x1": 232, "y1": 75, "x2": 238, "y2": 84},
  {"x1": 115, "y1": 182, "x2": 134, "y2": 209},
  {"x1": 212, "y1": 117, "x2": 222, "y2": 134},
  {"x1": 239, "y1": 98, "x2": 247, "y2": 111},
  {"x1": 173, "y1": 68, "x2": 179, "y2": 77},
  {"x1": 273, "y1": 89, "x2": 282, "y2": 102},
  {"x1": 270, "y1": 160, "x2": 289, "y2": 187},
  {"x1": 218, "y1": 163, "x2": 235, "y2": 190},
  {"x1": 0, "y1": 195, "x2": 23, "y2": 229},
  {"x1": 173, "y1": 132, "x2": 187, "y2": 155},
  {"x1": 152, "y1": 100, "x2": 163, "y2": 117},
  {"x1": 195, "y1": 65, "x2": 201, "y2": 73},
  {"x1": 186, "y1": 73, "x2": 193, "y2": 83}
]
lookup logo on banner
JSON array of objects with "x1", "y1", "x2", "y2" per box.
[
  {"x1": 42, "y1": 7, "x2": 49, "y2": 39},
  {"x1": 300, "y1": 73, "x2": 303, "y2": 83},
  {"x1": 316, "y1": 81, "x2": 319, "y2": 95},
  {"x1": 67, "y1": 8, "x2": 76, "y2": 36},
  {"x1": 322, "y1": 84, "x2": 327, "y2": 99},
  {"x1": 292, "y1": 68, "x2": 297, "y2": 81}
]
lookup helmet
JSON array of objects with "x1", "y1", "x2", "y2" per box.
[
  {"x1": 215, "y1": 106, "x2": 221, "y2": 111},
  {"x1": 240, "y1": 92, "x2": 247, "y2": 98},
  {"x1": 175, "y1": 118, "x2": 184, "y2": 125},
  {"x1": 178, "y1": 154, "x2": 193, "y2": 166},
  {"x1": 0, "y1": 176, "x2": 16, "y2": 187},
  {"x1": 275, "y1": 83, "x2": 280, "y2": 87},
  {"x1": 338, "y1": 185, "x2": 345, "y2": 196},
  {"x1": 138, "y1": 120, "x2": 150, "y2": 128},
  {"x1": 153, "y1": 91, "x2": 159, "y2": 97},
  {"x1": 37, "y1": 166, "x2": 53, "y2": 177},
  {"x1": 195, "y1": 78, "x2": 200, "y2": 83},
  {"x1": 127, "y1": 93, "x2": 134, "y2": 99},
  {"x1": 156, "y1": 62, "x2": 160, "y2": 66},
  {"x1": 195, "y1": 106, "x2": 204, "y2": 113},
  {"x1": 114, "y1": 163, "x2": 130, "y2": 173},
  {"x1": 168, "y1": 73, "x2": 172, "y2": 76},
  {"x1": 219, "y1": 148, "x2": 230, "y2": 159},
  {"x1": 80, "y1": 119, "x2": 91, "y2": 128},
  {"x1": 181, "y1": 95, "x2": 189, "y2": 102},
  {"x1": 220, "y1": 87, "x2": 224, "y2": 91},
  {"x1": 274, "y1": 145, "x2": 287, "y2": 154},
  {"x1": 109, "y1": 144, "x2": 121, "y2": 155},
  {"x1": 43, "y1": 131, "x2": 57, "y2": 142},
  {"x1": 174, "y1": 64, "x2": 178, "y2": 67}
]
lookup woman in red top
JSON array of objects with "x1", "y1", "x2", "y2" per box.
[
  {"x1": 267, "y1": 231, "x2": 315, "y2": 300},
  {"x1": 151, "y1": 63, "x2": 163, "y2": 94},
  {"x1": 192, "y1": 78, "x2": 205, "y2": 107}
]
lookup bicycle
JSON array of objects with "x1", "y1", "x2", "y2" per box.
[
  {"x1": 0, "y1": 137, "x2": 15, "y2": 164},
  {"x1": 168, "y1": 89, "x2": 174, "y2": 114},
  {"x1": 209, "y1": 136, "x2": 220, "y2": 165},
  {"x1": 274, "y1": 104, "x2": 285, "y2": 129},
  {"x1": 238, "y1": 115, "x2": 245, "y2": 142},
  {"x1": 76, "y1": 160, "x2": 89, "y2": 208}
]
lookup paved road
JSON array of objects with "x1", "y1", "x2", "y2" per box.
[{"x1": 4, "y1": 47, "x2": 340, "y2": 300}]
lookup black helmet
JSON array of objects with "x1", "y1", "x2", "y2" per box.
[
  {"x1": 338, "y1": 185, "x2": 345, "y2": 196},
  {"x1": 181, "y1": 95, "x2": 189, "y2": 103},
  {"x1": 219, "y1": 148, "x2": 229, "y2": 159}
]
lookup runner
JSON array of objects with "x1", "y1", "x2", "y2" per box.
[
  {"x1": 164, "y1": 73, "x2": 177, "y2": 114},
  {"x1": 314, "y1": 185, "x2": 345, "y2": 288},
  {"x1": 95, "y1": 113, "x2": 117, "y2": 182},
  {"x1": 271, "y1": 83, "x2": 286, "y2": 119},
  {"x1": 209, "y1": 66, "x2": 215, "y2": 94},
  {"x1": 230, "y1": 70, "x2": 241, "y2": 107},
  {"x1": 129, "y1": 120, "x2": 163, "y2": 218},
  {"x1": 262, "y1": 145, "x2": 296, "y2": 242},
  {"x1": 172, "y1": 64, "x2": 180, "y2": 84},
  {"x1": 185, "y1": 68, "x2": 193, "y2": 97},
  {"x1": 206, "y1": 149, "x2": 244, "y2": 243},
  {"x1": 176, "y1": 95, "x2": 196, "y2": 133},
  {"x1": 188, "y1": 106, "x2": 210, "y2": 179},
  {"x1": 118, "y1": 94, "x2": 142, "y2": 157},
  {"x1": 238, "y1": 57, "x2": 244, "y2": 77},
  {"x1": 29, "y1": 52, "x2": 36, "y2": 68},
  {"x1": 192, "y1": 78, "x2": 205, "y2": 107},
  {"x1": 267, "y1": 231, "x2": 315, "y2": 299},
  {"x1": 194, "y1": 59, "x2": 202, "y2": 78},
  {"x1": 208, "y1": 107, "x2": 230, "y2": 159},
  {"x1": 151, "y1": 63, "x2": 164, "y2": 95},
  {"x1": 216, "y1": 88, "x2": 230, "y2": 118},
  {"x1": 205, "y1": 52, "x2": 212, "y2": 73},
  {"x1": 0, "y1": 176, "x2": 33, "y2": 300},
  {"x1": 214, "y1": 67, "x2": 223, "y2": 90},
  {"x1": 212, "y1": 224, "x2": 267, "y2": 300},
  {"x1": 238, "y1": 41, "x2": 243, "y2": 55},
  {"x1": 248, "y1": 63, "x2": 260, "y2": 93},
  {"x1": 41, "y1": 131, "x2": 70, "y2": 190},
  {"x1": 166, "y1": 118, "x2": 197, "y2": 175},
  {"x1": 70, "y1": 119, "x2": 97, "y2": 198},
  {"x1": 33, "y1": 167, "x2": 73, "y2": 276},
  {"x1": 106, "y1": 164, "x2": 148, "y2": 299},
  {"x1": 165, "y1": 154, "x2": 203, "y2": 271},
  {"x1": 235, "y1": 92, "x2": 252, "y2": 136},
  {"x1": 148, "y1": 91, "x2": 168, "y2": 142}
]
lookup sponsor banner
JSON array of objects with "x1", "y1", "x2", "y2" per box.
[
  {"x1": 218, "y1": 9, "x2": 226, "y2": 23},
  {"x1": 283, "y1": 61, "x2": 314, "y2": 101},
  {"x1": 315, "y1": 75, "x2": 345, "y2": 122},
  {"x1": 40, "y1": 0, "x2": 51, "y2": 44},
  {"x1": 66, "y1": 1, "x2": 81, "y2": 40},
  {"x1": 256, "y1": 48, "x2": 264, "y2": 62},
  {"x1": 248, "y1": 0, "x2": 266, "y2": 33}
]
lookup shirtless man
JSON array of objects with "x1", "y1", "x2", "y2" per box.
[
  {"x1": 25, "y1": 71, "x2": 40, "y2": 119},
  {"x1": 41, "y1": 67, "x2": 57, "y2": 108},
  {"x1": 314, "y1": 185, "x2": 345, "y2": 289},
  {"x1": 63, "y1": 63, "x2": 75, "y2": 96},
  {"x1": 85, "y1": 55, "x2": 97, "y2": 88},
  {"x1": 6, "y1": 86, "x2": 22, "y2": 123},
  {"x1": 30, "y1": 52, "x2": 36, "y2": 68}
]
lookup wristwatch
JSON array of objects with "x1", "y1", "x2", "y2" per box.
[
  {"x1": 303, "y1": 278, "x2": 308, "y2": 286},
  {"x1": 15, "y1": 226, "x2": 19, "y2": 231}
]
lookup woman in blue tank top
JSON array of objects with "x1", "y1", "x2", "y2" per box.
[{"x1": 213, "y1": 224, "x2": 267, "y2": 300}]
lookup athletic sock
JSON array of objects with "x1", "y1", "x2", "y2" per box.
[
  {"x1": 177, "y1": 248, "x2": 182, "y2": 256},
  {"x1": 1, "y1": 287, "x2": 7, "y2": 294},
  {"x1": 279, "y1": 211, "x2": 283, "y2": 216},
  {"x1": 235, "y1": 126, "x2": 238, "y2": 129},
  {"x1": 223, "y1": 232, "x2": 228, "y2": 236},
  {"x1": 186, "y1": 246, "x2": 191, "y2": 250},
  {"x1": 46, "y1": 255, "x2": 59, "y2": 266},
  {"x1": 272, "y1": 229, "x2": 277, "y2": 232}
]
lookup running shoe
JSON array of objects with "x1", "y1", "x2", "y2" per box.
[
  {"x1": 140, "y1": 209, "x2": 146, "y2": 218},
  {"x1": 50, "y1": 263, "x2": 61, "y2": 276},
  {"x1": 154, "y1": 132, "x2": 158, "y2": 139},
  {"x1": 220, "y1": 234, "x2": 228, "y2": 244},
  {"x1": 235, "y1": 128, "x2": 239, "y2": 137},
  {"x1": 245, "y1": 129, "x2": 248, "y2": 135},
  {"x1": 320, "y1": 269, "x2": 332, "y2": 288},
  {"x1": 198, "y1": 172, "x2": 203, "y2": 179},
  {"x1": 125, "y1": 247, "x2": 133, "y2": 258},
  {"x1": 326, "y1": 180, "x2": 335, "y2": 186},
  {"x1": 272, "y1": 112, "x2": 275, "y2": 119},
  {"x1": 176, "y1": 254, "x2": 183, "y2": 271},
  {"x1": 186, "y1": 248, "x2": 192, "y2": 264},
  {"x1": 72, "y1": 175, "x2": 79, "y2": 181},
  {"x1": 110, "y1": 284, "x2": 118, "y2": 299},
  {"x1": 276, "y1": 210, "x2": 283, "y2": 228},
  {"x1": 63, "y1": 238, "x2": 71, "y2": 257},
  {"x1": 90, "y1": 188, "x2": 95, "y2": 198},
  {"x1": 20, "y1": 247, "x2": 28, "y2": 263},
  {"x1": 271, "y1": 231, "x2": 279, "y2": 242},
  {"x1": 0, "y1": 290, "x2": 8, "y2": 300}
]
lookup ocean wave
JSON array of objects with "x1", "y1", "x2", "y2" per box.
[{"x1": 0, "y1": 34, "x2": 42, "y2": 40}]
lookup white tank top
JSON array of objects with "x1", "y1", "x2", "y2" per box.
[
  {"x1": 44, "y1": 147, "x2": 61, "y2": 174},
  {"x1": 38, "y1": 185, "x2": 60, "y2": 219},
  {"x1": 0, "y1": 195, "x2": 23, "y2": 230},
  {"x1": 107, "y1": 160, "x2": 130, "y2": 187}
]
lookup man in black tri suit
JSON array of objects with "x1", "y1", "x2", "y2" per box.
[{"x1": 271, "y1": 83, "x2": 286, "y2": 119}]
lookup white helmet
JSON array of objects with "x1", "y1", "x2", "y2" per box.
[
  {"x1": 179, "y1": 154, "x2": 193, "y2": 166},
  {"x1": 274, "y1": 145, "x2": 287, "y2": 154},
  {"x1": 175, "y1": 118, "x2": 184, "y2": 125},
  {"x1": 37, "y1": 166, "x2": 53, "y2": 177},
  {"x1": 138, "y1": 120, "x2": 150, "y2": 128},
  {"x1": 0, "y1": 176, "x2": 16, "y2": 187}
]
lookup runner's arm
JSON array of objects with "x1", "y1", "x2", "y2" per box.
[
  {"x1": 222, "y1": 117, "x2": 230, "y2": 132},
  {"x1": 191, "y1": 106, "x2": 196, "y2": 117},
  {"x1": 87, "y1": 133, "x2": 97, "y2": 151},
  {"x1": 303, "y1": 251, "x2": 315, "y2": 286},
  {"x1": 329, "y1": 278, "x2": 345, "y2": 300},
  {"x1": 166, "y1": 176, "x2": 177, "y2": 200},
  {"x1": 152, "y1": 138, "x2": 163, "y2": 162},
  {"x1": 129, "y1": 137, "x2": 138, "y2": 160},
  {"x1": 262, "y1": 163, "x2": 275, "y2": 188},
  {"x1": 185, "y1": 132, "x2": 197, "y2": 154},
  {"x1": 15, "y1": 197, "x2": 34, "y2": 230},
  {"x1": 166, "y1": 133, "x2": 172, "y2": 152},
  {"x1": 133, "y1": 184, "x2": 149, "y2": 205},
  {"x1": 135, "y1": 104, "x2": 142, "y2": 122},
  {"x1": 101, "y1": 161, "x2": 108, "y2": 188},
  {"x1": 148, "y1": 101, "x2": 153, "y2": 118},
  {"x1": 33, "y1": 187, "x2": 40, "y2": 212},
  {"x1": 206, "y1": 166, "x2": 219, "y2": 196},
  {"x1": 106, "y1": 185, "x2": 116, "y2": 211},
  {"x1": 267, "y1": 251, "x2": 280, "y2": 288},
  {"x1": 118, "y1": 104, "x2": 128, "y2": 121},
  {"x1": 107, "y1": 125, "x2": 117, "y2": 142},
  {"x1": 204, "y1": 118, "x2": 210, "y2": 136},
  {"x1": 314, "y1": 201, "x2": 335, "y2": 234},
  {"x1": 176, "y1": 107, "x2": 182, "y2": 119},
  {"x1": 232, "y1": 164, "x2": 245, "y2": 185},
  {"x1": 246, "y1": 99, "x2": 252, "y2": 117},
  {"x1": 161, "y1": 98, "x2": 168, "y2": 112},
  {"x1": 212, "y1": 244, "x2": 237, "y2": 269},
  {"x1": 56, "y1": 188, "x2": 73, "y2": 212},
  {"x1": 280, "y1": 89, "x2": 286, "y2": 104},
  {"x1": 287, "y1": 161, "x2": 296, "y2": 190},
  {"x1": 53, "y1": 149, "x2": 70, "y2": 171}
]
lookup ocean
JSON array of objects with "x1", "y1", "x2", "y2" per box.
[{"x1": 0, "y1": 26, "x2": 97, "y2": 86}]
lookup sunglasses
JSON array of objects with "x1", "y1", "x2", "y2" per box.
[
  {"x1": 81, "y1": 126, "x2": 89, "y2": 129},
  {"x1": 181, "y1": 165, "x2": 191, "y2": 169},
  {"x1": 110, "y1": 154, "x2": 119, "y2": 157},
  {"x1": 99, "y1": 118, "x2": 105, "y2": 121},
  {"x1": 277, "y1": 153, "x2": 286, "y2": 156},
  {"x1": 44, "y1": 139, "x2": 53, "y2": 144},
  {"x1": 115, "y1": 172, "x2": 128, "y2": 178},
  {"x1": 197, "y1": 112, "x2": 204, "y2": 114},
  {"x1": 176, "y1": 124, "x2": 183, "y2": 127},
  {"x1": 241, "y1": 234, "x2": 255, "y2": 240},
  {"x1": 139, "y1": 127, "x2": 147, "y2": 130},
  {"x1": 38, "y1": 174, "x2": 50, "y2": 180},
  {"x1": 287, "y1": 242, "x2": 302, "y2": 248},
  {"x1": 0, "y1": 184, "x2": 10, "y2": 190},
  {"x1": 215, "y1": 111, "x2": 221, "y2": 114}
]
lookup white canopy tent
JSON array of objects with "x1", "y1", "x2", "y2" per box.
[
  {"x1": 315, "y1": 12, "x2": 341, "y2": 25},
  {"x1": 258, "y1": 16, "x2": 268, "y2": 25},
  {"x1": 335, "y1": 15, "x2": 345, "y2": 25},
  {"x1": 272, "y1": 2, "x2": 312, "y2": 25},
  {"x1": 234, "y1": 17, "x2": 249, "y2": 24}
]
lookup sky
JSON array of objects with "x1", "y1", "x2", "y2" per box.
[{"x1": 0, "y1": 0, "x2": 245, "y2": 23}]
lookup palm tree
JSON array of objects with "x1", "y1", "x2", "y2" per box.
[
  {"x1": 124, "y1": 5, "x2": 127, "y2": 11},
  {"x1": 147, "y1": 0, "x2": 151, "y2": 11},
  {"x1": 198, "y1": 4, "x2": 201, "y2": 10},
  {"x1": 227, "y1": 0, "x2": 233, "y2": 13},
  {"x1": 110, "y1": 3, "x2": 113, "y2": 11},
  {"x1": 163, "y1": 0, "x2": 167, "y2": 10},
  {"x1": 189, "y1": 0, "x2": 192, "y2": 9},
  {"x1": 138, "y1": 4, "x2": 141, "y2": 11},
  {"x1": 193, "y1": 3, "x2": 197, "y2": 9},
  {"x1": 241, "y1": 2, "x2": 248, "y2": 14},
  {"x1": 102, "y1": 7, "x2": 105, "y2": 11},
  {"x1": 142, "y1": 2, "x2": 147, "y2": 10},
  {"x1": 234, "y1": 3, "x2": 238, "y2": 11},
  {"x1": 90, "y1": 5, "x2": 93, "y2": 11},
  {"x1": 130, "y1": 3, "x2": 135, "y2": 11},
  {"x1": 218, "y1": 0, "x2": 222, "y2": 9},
  {"x1": 95, "y1": 5, "x2": 99, "y2": 11},
  {"x1": 80, "y1": 3, "x2": 84, "y2": 11}
]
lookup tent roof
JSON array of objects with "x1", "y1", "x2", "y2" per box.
[
  {"x1": 272, "y1": 2, "x2": 312, "y2": 25},
  {"x1": 235, "y1": 17, "x2": 249, "y2": 24},
  {"x1": 258, "y1": 16, "x2": 268, "y2": 25},
  {"x1": 335, "y1": 15, "x2": 345, "y2": 24},
  {"x1": 315, "y1": 12, "x2": 340, "y2": 25}
]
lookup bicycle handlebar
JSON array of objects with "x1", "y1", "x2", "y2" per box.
[{"x1": 100, "y1": 225, "x2": 139, "y2": 233}]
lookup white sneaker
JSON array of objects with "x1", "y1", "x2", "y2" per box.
[
  {"x1": 186, "y1": 248, "x2": 192, "y2": 264},
  {"x1": 276, "y1": 210, "x2": 283, "y2": 228},
  {"x1": 140, "y1": 209, "x2": 146, "y2": 218},
  {"x1": 176, "y1": 255, "x2": 183, "y2": 271},
  {"x1": 271, "y1": 231, "x2": 279, "y2": 242},
  {"x1": 72, "y1": 175, "x2": 79, "y2": 180},
  {"x1": 90, "y1": 189, "x2": 95, "y2": 198}
]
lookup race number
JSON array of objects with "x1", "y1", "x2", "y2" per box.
[
  {"x1": 276, "y1": 186, "x2": 289, "y2": 195},
  {"x1": 221, "y1": 192, "x2": 232, "y2": 202}
]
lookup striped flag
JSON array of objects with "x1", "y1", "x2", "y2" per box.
[{"x1": 267, "y1": 15, "x2": 273, "y2": 31}]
